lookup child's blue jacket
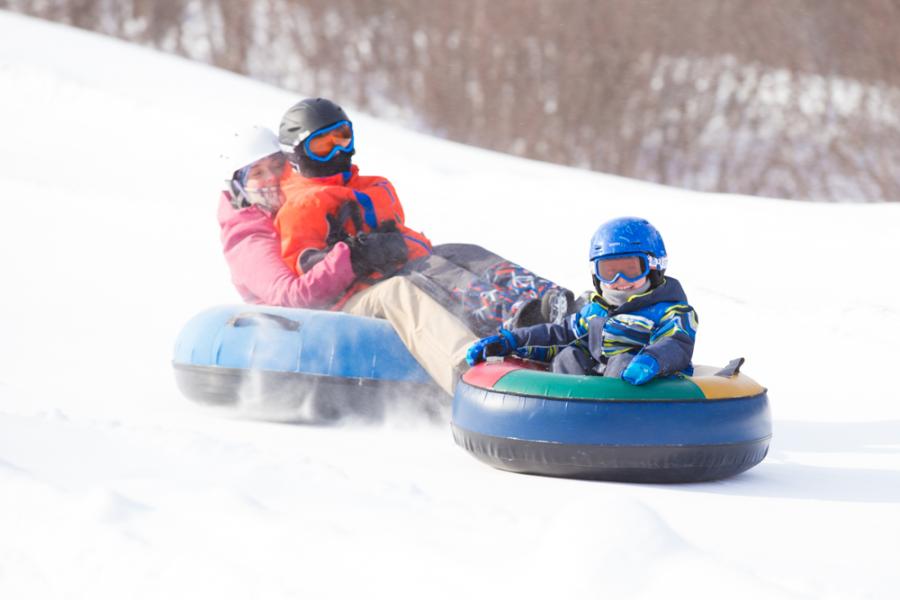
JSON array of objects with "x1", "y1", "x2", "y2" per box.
[{"x1": 511, "y1": 277, "x2": 698, "y2": 376}]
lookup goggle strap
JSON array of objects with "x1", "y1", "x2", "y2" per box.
[{"x1": 647, "y1": 255, "x2": 668, "y2": 270}]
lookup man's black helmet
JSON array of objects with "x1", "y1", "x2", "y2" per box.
[{"x1": 278, "y1": 98, "x2": 351, "y2": 152}]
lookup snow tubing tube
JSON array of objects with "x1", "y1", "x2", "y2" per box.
[
  {"x1": 452, "y1": 359, "x2": 771, "y2": 483},
  {"x1": 173, "y1": 305, "x2": 442, "y2": 420}
]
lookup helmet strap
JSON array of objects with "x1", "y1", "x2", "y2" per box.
[{"x1": 229, "y1": 178, "x2": 251, "y2": 209}]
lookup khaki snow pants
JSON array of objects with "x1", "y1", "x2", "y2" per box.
[{"x1": 341, "y1": 275, "x2": 477, "y2": 397}]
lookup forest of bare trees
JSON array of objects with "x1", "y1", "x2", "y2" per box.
[{"x1": 5, "y1": 0, "x2": 900, "y2": 201}]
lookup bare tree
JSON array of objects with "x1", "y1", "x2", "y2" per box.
[{"x1": 4, "y1": 0, "x2": 899, "y2": 201}]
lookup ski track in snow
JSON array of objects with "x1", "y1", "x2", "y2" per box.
[{"x1": 1, "y1": 10, "x2": 899, "y2": 600}]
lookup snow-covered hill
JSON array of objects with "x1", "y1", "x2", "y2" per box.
[{"x1": 1, "y1": 10, "x2": 899, "y2": 600}]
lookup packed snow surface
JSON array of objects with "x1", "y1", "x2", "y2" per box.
[{"x1": 1, "y1": 11, "x2": 899, "y2": 600}]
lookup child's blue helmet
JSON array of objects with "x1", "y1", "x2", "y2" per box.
[
  {"x1": 589, "y1": 217, "x2": 668, "y2": 289},
  {"x1": 589, "y1": 217, "x2": 667, "y2": 262}
]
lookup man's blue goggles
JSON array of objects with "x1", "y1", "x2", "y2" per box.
[
  {"x1": 303, "y1": 120, "x2": 355, "y2": 162},
  {"x1": 592, "y1": 253, "x2": 651, "y2": 284}
]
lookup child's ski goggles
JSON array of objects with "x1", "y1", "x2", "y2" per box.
[
  {"x1": 303, "y1": 120, "x2": 354, "y2": 162},
  {"x1": 593, "y1": 253, "x2": 662, "y2": 284}
]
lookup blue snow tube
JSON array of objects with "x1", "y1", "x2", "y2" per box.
[
  {"x1": 452, "y1": 358, "x2": 771, "y2": 483},
  {"x1": 172, "y1": 305, "x2": 443, "y2": 419}
]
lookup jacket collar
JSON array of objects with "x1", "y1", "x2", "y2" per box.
[
  {"x1": 597, "y1": 277, "x2": 688, "y2": 314},
  {"x1": 298, "y1": 164, "x2": 358, "y2": 186}
]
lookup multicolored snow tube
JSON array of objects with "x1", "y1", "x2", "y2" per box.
[
  {"x1": 452, "y1": 358, "x2": 770, "y2": 483},
  {"x1": 173, "y1": 305, "x2": 443, "y2": 420}
]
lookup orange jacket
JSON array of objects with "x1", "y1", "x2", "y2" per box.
[{"x1": 274, "y1": 165, "x2": 432, "y2": 308}]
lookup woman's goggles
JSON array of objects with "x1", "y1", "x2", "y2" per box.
[
  {"x1": 593, "y1": 253, "x2": 651, "y2": 284},
  {"x1": 303, "y1": 120, "x2": 354, "y2": 162}
]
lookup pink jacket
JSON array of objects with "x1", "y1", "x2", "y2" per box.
[{"x1": 217, "y1": 194, "x2": 356, "y2": 308}]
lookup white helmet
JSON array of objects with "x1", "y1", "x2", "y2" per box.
[
  {"x1": 220, "y1": 125, "x2": 282, "y2": 180},
  {"x1": 220, "y1": 126, "x2": 286, "y2": 212}
]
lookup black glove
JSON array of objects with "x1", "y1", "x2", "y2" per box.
[
  {"x1": 374, "y1": 219, "x2": 399, "y2": 234},
  {"x1": 346, "y1": 230, "x2": 409, "y2": 277}
]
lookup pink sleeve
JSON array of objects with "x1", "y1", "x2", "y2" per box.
[{"x1": 217, "y1": 195, "x2": 356, "y2": 308}]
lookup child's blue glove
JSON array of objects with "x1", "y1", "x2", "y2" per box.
[
  {"x1": 621, "y1": 353, "x2": 660, "y2": 385},
  {"x1": 466, "y1": 328, "x2": 518, "y2": 366}
]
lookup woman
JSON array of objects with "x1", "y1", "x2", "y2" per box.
[{"x1": 218, "y1": 125, "x2": 356, "y2": 307}]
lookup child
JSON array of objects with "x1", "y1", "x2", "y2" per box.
[
  {"x1": 274, "y1": 97, "x2": 432, "y2": 309},
  {"x1": 466, "y1": 217, "x2": 698, "y2": 385}
]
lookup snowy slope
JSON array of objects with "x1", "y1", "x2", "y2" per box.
[{"x1": 1, "y1": 10, "x2": 899, "y2": 600}]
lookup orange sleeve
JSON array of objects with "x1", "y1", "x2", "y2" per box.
[{"x1": 274, "y1": 197, "x2": 330, "y2": 275}]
